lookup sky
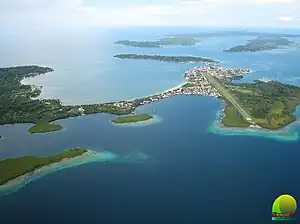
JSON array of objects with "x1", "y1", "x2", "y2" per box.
[{"x1": 0, "y1": 0, "x2": 299, "y2": 29}]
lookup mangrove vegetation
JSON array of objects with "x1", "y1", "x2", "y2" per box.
[
  {"x1": 111, "y1": 113, "x2": 153, "y2": 124},
  {"x1": 0, "y1": 148, "x2": 88, "y2": 185}
]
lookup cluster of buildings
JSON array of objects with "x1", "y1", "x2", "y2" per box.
[
  {"x1": 185, "y1": 66, "x2": 252, "y2": 82},
  {"x1": 112, "y1": 66, "x2": 252, "y2": 110}
]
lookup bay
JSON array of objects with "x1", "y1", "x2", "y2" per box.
[{"x1": 1, "y1": 27, "x2": 300, "y2": 224}]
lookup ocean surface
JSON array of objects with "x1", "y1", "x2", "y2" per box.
[{"x1": 1, "y1": 27, "x2": 300, "y2": 224}]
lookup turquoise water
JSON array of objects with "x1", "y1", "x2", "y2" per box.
[
  {"x1": 1, "y1": 28, "x2": 300, "y2": 224},
  {"x1": 13, "y1": 27, "x2": 300, "y2": 141},
  {"x1": 0, "y1": 151, "x2": 118, "y2": 199}
]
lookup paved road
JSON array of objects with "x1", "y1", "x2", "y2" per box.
[{"x1": 203, "y1": 72, "x2": 255, "y2": 124}]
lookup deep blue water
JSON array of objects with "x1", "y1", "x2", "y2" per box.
[{"x1": 1, "y1": 27, "x2": 300, "y2": 224}]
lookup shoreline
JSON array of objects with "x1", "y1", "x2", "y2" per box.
[
  {"x1": 124, "y1": 81, "x2": 187, "y2": 103},
  {"x1": 0, "y1": 150, "x2": 118, "y2": 199},
  {"x1": 208, "y1": 107, "x2": 299, "y2": 141},
  {"x1": 8, "y1": 66, "x2": 300, "y2": 137}
]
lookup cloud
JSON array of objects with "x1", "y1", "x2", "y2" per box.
[
  {"x1": 279, "y1": 16, "x2": 300, "y2": 22},
  {"x1": 279, "y1": 16, "x2": 294, "y2": 21},
  {"x1": 0, "y1": 0, "x2": 299, "y2": 28},
  {"x1": 253, "y1": 0, "x2": 295, "y2": 3}
]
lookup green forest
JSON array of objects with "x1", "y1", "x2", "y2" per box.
[
  {"x1": 111, "y1": 113, "x2": 153, "y2": 124},
  {"x1": 226, "y1": 80, "x2": 300, "y2": 129},
  {"x1": 0, "y1": 148, "x2": 87, "y2": 185},
  {"x1": 0, "y1": 66, "x2": 137, "y2": 132}
]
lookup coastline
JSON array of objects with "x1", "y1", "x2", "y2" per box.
[
  {"x1": 0, "y1": 150, "x2": 118, "y2": 199},
  {"x1": 208, "y1": 108, "x2": 299, "y2": 141},
  {"x1": 125, "y1": 81, "x2": 187, "y2": 102}
]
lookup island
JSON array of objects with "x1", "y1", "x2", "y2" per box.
[
  {"x1": 224, "y1": 37, "x2": 295, "y2": 52},
  {"x1": 111, "y1": 114, "x2": 153, "y2": 124},
  {"x1": 1, "y1": 65, "x2": 300, "y2": 133},
  {"x1": 0, "y1": 148, "x2": 87, "y2": 185},
  {"x1": 115, "y1": 37, "x2": 201, "y2": 48},
  {"x1": 28, "y1": 120, "x2": 63, "y2": 134},
  {"x1": 0, "y1": 149, "x2": 121, "y2": 198},
  {"x1": 114, "y1": 54, "x2": 218, "y2": 64}
]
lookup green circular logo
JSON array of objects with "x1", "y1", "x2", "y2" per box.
[{"x1": 272, "y1": 194, "x2": 297, "y2": 215}]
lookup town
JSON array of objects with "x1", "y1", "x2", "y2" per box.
[{"x1": 111, "y1": 66, "x2": 252, "y2": 112}]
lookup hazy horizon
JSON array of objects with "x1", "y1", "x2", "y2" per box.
[{"x1": 1, "y1": 0, "x2": 300, "y2": 34}]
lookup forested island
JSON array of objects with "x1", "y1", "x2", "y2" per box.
[
  {"x1": 114, "y1": 54, "x2": 218, "y2": 64},
  {"x1": 0, "y1": 148, "x2": 87, "y2": 185},
  {"x1": 115, "y1": 37, "x2": 200, "y2": 48},
  {"x1": 28, "y1": 120, "x2": 63, "y2": 134},
  {"x1": 224, "y1": 37, "x2": 295, "y2": 52},
  {"x1": 111, "y1": 114, "x2": 153, "y2": 124}
]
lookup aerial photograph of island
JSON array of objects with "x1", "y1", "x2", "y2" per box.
[{"x1": 1, "y1": 0, "x2": 300, "y2": 223}]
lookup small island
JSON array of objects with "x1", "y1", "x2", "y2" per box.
[
  {"x1": 111, "y1": 114, "x2": 153, "y2": 124},
  {"x1": 114, "y1": 54, "x2": 218, "y2": 64},
  {"x1": 224, "y1": 37, "x2": 295, "y2": 52},
  {"x1": 0, "y1": 149, "x2": 120, "y2": 198},
  {"x1": 0, "y1": 148, "x2": 87, "y2": 185},
  {"x1": 28, "y1": 120, "x2": 63, "y2": 134},
  {"x1": 115, "y1": 37, "x2": 200, "y2": 48}
]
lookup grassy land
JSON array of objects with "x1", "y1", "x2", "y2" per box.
[
  {"x1": 227, "y1": 81, "x2": 300, "y2": 129},
  {"x1": 222, "y1": 105, "x2": 250, "y2": 128},
  {"x1": 202, "y1": 72, "x2": 254, "y2": 123},
  {"x1": 111, "y1": 114, "x2": 153, "y2": 124},
  {"x1": 29, "y1": 120, "x2": 63, "y2": 134},
  {"x1": 203, "y1": 71, "x2": 300, "y2": 130},
  {"x1": 0, "y1": 148, "x2": 88, "y2": 185}
]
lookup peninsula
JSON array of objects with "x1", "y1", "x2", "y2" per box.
[
  {"x1": 0, "y1": 148, "x2": 87, "y2": 185},
  {"x1": 224, "y1": 37, "x2": 295, "y2": 52},
  {"x1": 115, "y1": 37, "x2": 200, "y2": 48},
  {"x1": 183, "y1": 67, "x2": 300, "y2": 129},
  {"x1": 114, "y1": 54, "x2": 218, "y2": 64},
  {"x1": 0, "y1": 66, "x2": 139, "y2": 133},
  {"x1": 111, "y1": 114, "x2": 153, "y2": 124}
]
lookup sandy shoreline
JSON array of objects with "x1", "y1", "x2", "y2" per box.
[
  {"x1": 209, "y1": 109, "x2": 299, "y2": 141},
  {"x1": 125, "y1": 81, "x2": 187, "y2": 102},
  {"x1": 0, "y1": 150, "x2": 118, "y2": 199}
]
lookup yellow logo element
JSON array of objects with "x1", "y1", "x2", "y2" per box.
[{"x1": 272, "y1": 194, "x2": 297, "y2": 221}]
